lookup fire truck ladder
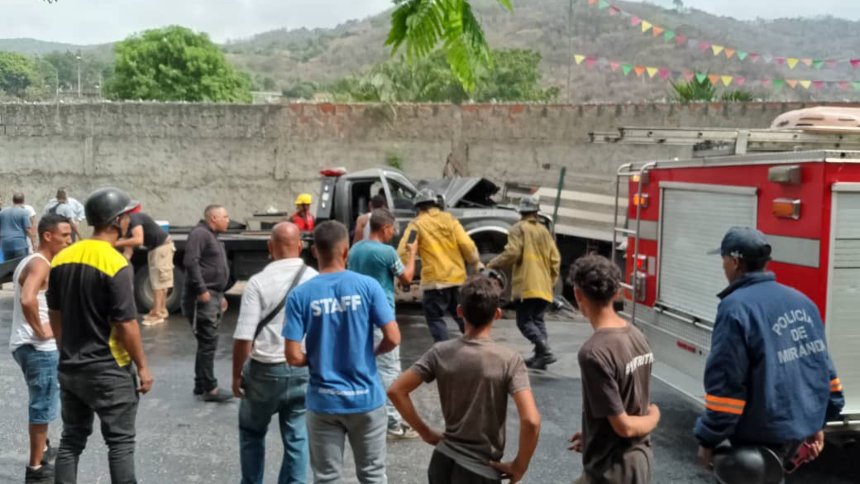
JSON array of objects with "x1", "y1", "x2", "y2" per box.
[
  {"x1": 591, "y1": 126, "x2": 860, "y2": 156},
  {"x1": 612, "y1": 161, "x2": 656, "y2": 326}
]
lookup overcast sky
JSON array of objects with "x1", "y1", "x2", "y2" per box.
[{"x1": 4, "y1": 0, "x2": 859, "y2": 45}]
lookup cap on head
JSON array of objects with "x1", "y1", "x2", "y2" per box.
[
  {"x1": 414, "y1": 188, "x2": 437, "y2": 207},
  {"x1": 518, "y1": 194, "x2": 541, "y2": 214},
  {"x1": 84, "y1": 187, "x2": 138, "y2": 227},
  {"x1": 709, "y1": 226, "x2": 772, "y2": 260},
  {"x1": 295, "y1": 193, "x2": 312, "y2": 206}
]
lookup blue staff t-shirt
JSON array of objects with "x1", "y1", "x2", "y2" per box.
[
  {"x1": 283, "y1": 270, "x2": 395, "y2": 414},
  {"x1": 348, "y1": 240, "x2": 404, "y2": 310}
]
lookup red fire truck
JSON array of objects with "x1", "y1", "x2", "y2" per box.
[{"x1": 595, "y1": 107, "x2": 860, "y2": 433}]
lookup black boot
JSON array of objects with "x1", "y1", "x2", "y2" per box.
[{"x1": 526, "y1": 341, "x2": 557, "y2": 369}]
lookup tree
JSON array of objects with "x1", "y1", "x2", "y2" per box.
[
  {"x1": 386, "y1": 0, "x2": 513, "y2": 93},
  {"x1": 672, "y1": 0, "x2": 684, "y2": 11},
  {"x1": 0, "y1": 52, "x2": 39, "y2": 98},
  {"x1": 670, "y1": 76, "x2": 716, "y2": 103},
  {"x1": 107, "y1": 26, "x2": 252, "y2": 102},
  {"x1": 330, "y1": 49, "x2": 558, "y2": 103}
]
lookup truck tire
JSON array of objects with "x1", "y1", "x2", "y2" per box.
[{"x1": 134, "y1": 266, "x2": 184, "y2": 315}]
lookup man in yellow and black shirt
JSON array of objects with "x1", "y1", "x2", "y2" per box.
[
  {"x1": 48, "y1": 187, "x2": 153, "y2": 484},
  {"x1": 397, "y1": 189, "x2": 480, "y2": 342}
]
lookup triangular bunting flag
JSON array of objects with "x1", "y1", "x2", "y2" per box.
[
  {"x1": 735, "y1": 76, "x2": 746, "y2": 87},
  {"x1": 839, "y1": 81, "x2": 851, "y2": 91},
  {"x1": 853, "y1": 81, "x2": 860, "y2": 91},
  {"x1": 801, "y1": 58, "x2": 813, "y2": 67},
  {"x1": 630, "y1": 16, "x2": 641, "y2": 26},
  {"x1": 749, "y1": 53, "x2": 760, "y2": 63},
  {"x1": 813, "y1": 60, "x2": 825, "y2": 70},
  {"x1": 698, "y1": 41, "x2": 711, "y2": 53},
  {"x1": 658, "y1": 68, "x2": 670, "y2": 80},
  {"x1": 725, "y1": 48, "x2": 736, "y2": 59},
  {"x1": 826, "y1": 59, "x2": 838, "y2": 69},
  {"x1": 610, "y1": 62, "x2": 621, "y2": 71},
  {"x1": 634, "y1": 66, "x2": 646, "y2": 77},
  {"x1": 675, "y1": 34, "x2": 687, "y2": 46},
  {"x1": 812, "y1": 80, "x2": 825, "y2": 90},
  {"x1": 574, "y1": 55, "x2": 586, "y2": 65},
  {"x1": 799, "y1": 80, "x2": 811, "y2": 89},
  {"x1": 708, "y1": 74, "x2": 720, "y2": 85},
  {"x1": 737, "y1": 51, "x2": 748, "y2": 61},
  {"x1": 652, "y1": 26, "x2": 664, "y2": 37},
  {"x1": 775, "y1": 57, "x2": 786, "y2": 65},
  {"x1": 760, "y1": 79, "x2": 772, "y2": 88},
  {"x1": 721, "y1": 75, "x2": 733, "y2": 87},
  {"x1": 622, "y1": 64, "x2": 633, "y2": 76},
  {"x1": 764, "y1": 55, "x2": 774, "y2": 63},
  {"x1": 711, "y1": 44, "x2": 725, "y2": 56},
  {"x1": 585, "y1": 56, "x2": 597, "y2": 67},
  {"x1": 598, "y1": 0, "x2": 610, "y2": 9},
  {"x1": 646, "y1": 67, "x2": 658, "y2": 78},
  {"x1": 609, "y1": 6, "x2": 620, "y2": 15},
  {"x1": 850, "y1": 59, "x2": 860, "y2": 69},
  {"x1": 786, "y1": 79, "x2": 798, "y2": 88},
  {"x1": 786, "y1": 58, "x2": 799, "y2": 69},
  {"x1": 641, "y1": 21, "x2": 652, "y2": 33},
  {"x1": 772, "y1": 79, "x2": 785, "y2": 89},
  {"x1": 696, "y1": 72, "x2": 708, "y2": 83},
  {"x1": 683, "y1": 71, "x2": 695, "y2": 81},
  {"x1": 664, "y1": 30, "x2": 676, "y2": 42},
  {"x1": 587, "y1": 0, "x2": 598, "y2": 5}
]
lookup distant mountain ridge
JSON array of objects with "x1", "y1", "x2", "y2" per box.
[{"x1": 3, "y1": 0, "x2": 859, "y2": 102}]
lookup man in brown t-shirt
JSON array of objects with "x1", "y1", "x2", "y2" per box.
[
  {"x1": 388, "y1": 275, "x2": 541, "y2": 484},
  {"x1": 568, "y1": 255, "x2": 660, "y2": 484}
]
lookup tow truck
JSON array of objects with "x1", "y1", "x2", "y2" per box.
[{"x1": 595, "y1": 106, "x2": 860, "y2": 434}]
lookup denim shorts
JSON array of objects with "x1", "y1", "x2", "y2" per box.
[{"x1": 12, "y1": 345, "x2": 59, "y2": 424}]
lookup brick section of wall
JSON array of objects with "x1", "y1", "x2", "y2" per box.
[{"x1": 0, "y1": 102, "x2": 852, "y2": 224}]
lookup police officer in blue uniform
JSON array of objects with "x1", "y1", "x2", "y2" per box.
[{"x1": 694, "y1": 227, "x2": 845, "y2": 484}]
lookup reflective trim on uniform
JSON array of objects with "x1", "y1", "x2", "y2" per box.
[
  {"x1": 831, "y1": 378, "x2": 843, "y2": 392},
  {"x1": 705, "y1": 394, "x2": 746, "y2": 415}
]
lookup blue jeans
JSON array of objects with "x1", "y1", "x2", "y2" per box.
[
  {"x1": 239, "y1": 359, "x2": 309, "y2": 484},
  {"x1": 3, "y1": 246, "x2": 28, "y2": 261},
  {"x1": 374, "y1": 328, "x2": 402, "y2": 428},
  {"x1": 12, "y1": 345, "x2": 59, "y2": 424},
  {"x1": 306, "y1": 406, "x2": 388, "y2": 484}
]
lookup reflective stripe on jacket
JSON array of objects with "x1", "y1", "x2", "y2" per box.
[{"x1": 487, "y1": 217, "x2": 560, "y2": 302}]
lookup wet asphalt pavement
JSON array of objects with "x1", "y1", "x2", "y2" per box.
[{"x1": 0, "y1": 290, "x2": 858, "y2": 483}]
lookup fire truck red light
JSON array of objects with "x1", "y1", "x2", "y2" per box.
[
  {"x1": 320, "y1": 167, "x2": 348, "y2": 177},
  {"x1": 676, "y1": 341, "x2": 696, "y2": 353},
  {"x1": 772, "y1": 198, "x2": 801, "y2": 220}
]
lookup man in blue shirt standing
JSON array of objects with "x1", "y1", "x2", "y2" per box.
[
  {"x1": 1, "y1": 193, "x2": 35, "y2": 260},
  {"x1": 695, "y1": 227, "x2": 844, "y2": 482},
  {"x1": 349, "y1": 209, "x2": 418, "y2": 439},
  {"x1": 285, "y1": 221, "x2": 401, "y2": 484}
]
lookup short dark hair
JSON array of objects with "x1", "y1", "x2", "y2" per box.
[
  {"x1": 204, "y1": 204, "x2": 224, "y2": 218},
  {"x1": 12, "y1": 192, "x2": 24, "y2": 204},
  {"x1": 369, "y1": 209, "x2": 395, "y2": 233},
  {"x1": 568, "y1": 254, "x2": 621, "y2": 306},
  {"x1": 369, "y1": 194, "x2": 386, "y2": 210},
  {"x1": 458, "y1": 275, "x2": 501, "y2": 327},
  {"x1": 38, "y1": 214, "x2": 71, "y2": 240},
  {"x1": 56, "y1": 188, "x2": 67, "y2": 200},
  {"x1": 313, "y1": 221, "x2": 349, "y2": 261}
]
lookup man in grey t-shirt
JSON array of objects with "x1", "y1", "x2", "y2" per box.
[{"x1": 388, "y1": 275, "x2": 541, "y2": 484}]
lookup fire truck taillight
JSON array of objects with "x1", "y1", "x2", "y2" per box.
[
  {"x1": 772, "y1": 198, "x2": 801, "y2": 220},
  {"x1": 633, "y1": 194, "x2": 649, "y2": 208}
]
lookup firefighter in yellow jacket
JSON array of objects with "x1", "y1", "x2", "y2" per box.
[
  {"x1": 488, "y1": 194, "x2": 561, "y2": 369},
  {"x1": 397, "y1": 189, "x2": 480, "y2": 342}
]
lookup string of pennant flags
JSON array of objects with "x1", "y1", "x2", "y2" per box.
[
  {"x1": 573, "y1": 53, "x2": 860, "y2": 91},
  {"x1": 585, "y1": 0, "x2": 860, "y2": 70}
]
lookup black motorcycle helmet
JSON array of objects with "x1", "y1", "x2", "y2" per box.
[
  {"x1": 85, "y1": 187, "x2": 139, "y2": 229},
  {"x1": 713, "y1": 445, "x2": 784, "y2": 484}
]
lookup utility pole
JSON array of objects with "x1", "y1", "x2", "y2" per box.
[{"x1": 76, "y1": 51, "x2": 82, "y2": 98}]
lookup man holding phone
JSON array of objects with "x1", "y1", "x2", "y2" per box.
[{"x1": 349, "y1": 209, "x2": 418, "y2": 439}]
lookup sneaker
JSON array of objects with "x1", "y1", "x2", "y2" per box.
[
  {"x1": 141, "y1": 315, "x2": 165, "y2": 326},
  {"x1": 387, "y1": 423, "x2": 420, "y2": 440},
  {"x1": 200, "y1": 387, "x2": 234, "y2": 403},
  {"x1": 40, "y1": 440, "x2": 57, "y2": 465},
  {"x1": 526, "y1": 353, "x2": 558, "y2": 370},
  {"x1": 25, "y1": 463, "x2": 54, "y2": 483}
]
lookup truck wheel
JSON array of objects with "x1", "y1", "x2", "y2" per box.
[
  {"x1": 478, "y1": 253, "x2": 514, "y2": 306},
  {"x1": 134, "y1": 266, "x2": 185, "y2": 315}
]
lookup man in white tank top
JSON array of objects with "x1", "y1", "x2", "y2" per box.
[{"x1": 9, "y1": 214, "x2": 72, "y2": 483}]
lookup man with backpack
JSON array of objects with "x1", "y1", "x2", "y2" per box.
[{"x1": 232, "y1": 222, "x2": 317, "y2": 484}]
